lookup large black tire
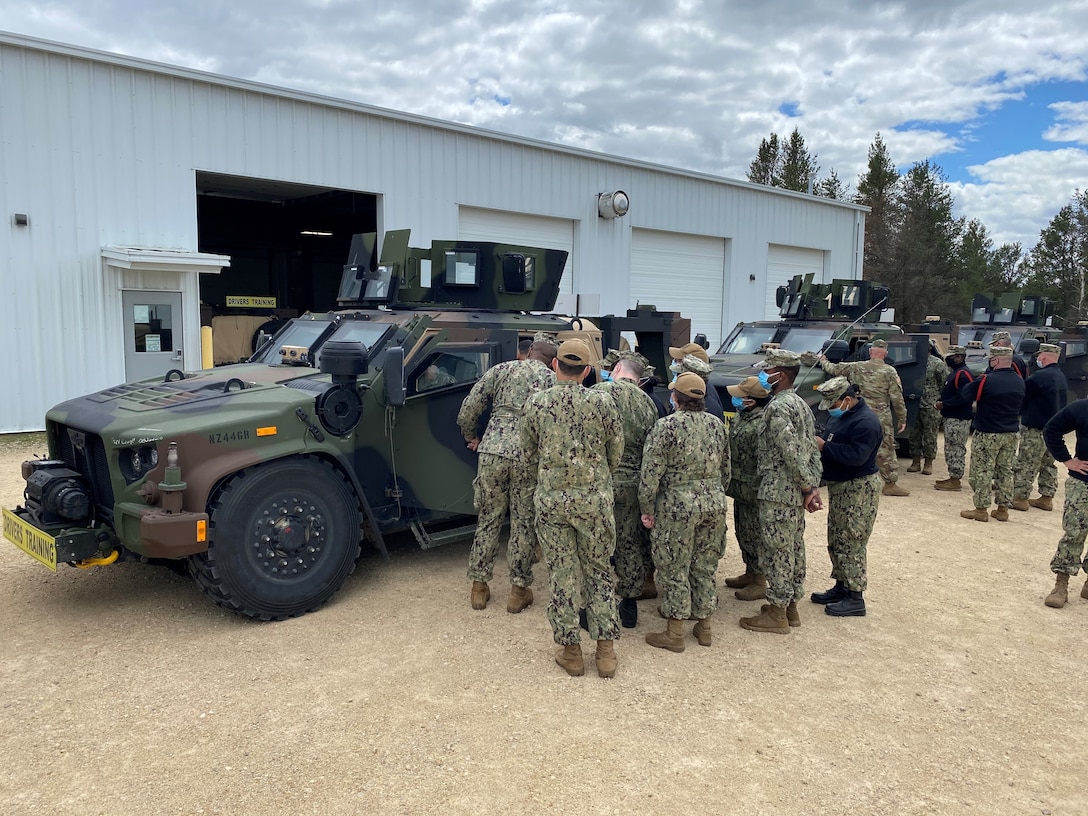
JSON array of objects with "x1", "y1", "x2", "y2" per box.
[{"x1": 190, "y1": 457, "x2": 361, "y2": 620}]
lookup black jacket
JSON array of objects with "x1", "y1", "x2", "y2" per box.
[
  {"x1": 940, "y1": 364, "x2": 975, "y2": 421},
  {"x1": 819, "y1": 397, "x2": 882, "y2": 482},
  {"x1": 1044, "y1": 399, "x2": 1088, "y2": 483},
  {"x1": 1021, "y1": 364, "x2": 1069, "y2": 429},
  {"x1": 961, "y1": 368, "x2": 1025, "y2": 434}
]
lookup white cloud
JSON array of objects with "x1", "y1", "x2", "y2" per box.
[{"x1": 1045, "y1": 101, "x2": 1088, "y2": 144}]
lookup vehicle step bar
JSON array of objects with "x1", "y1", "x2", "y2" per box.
[{"x1": 410, "y1": 520, "x2": 477, "y2": 550}]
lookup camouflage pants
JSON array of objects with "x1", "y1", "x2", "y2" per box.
[
  {"x1": 1013, "y1": 426, "x2": 1058, "y2": 500},
  {"x1": 826, "y1": 474, "x2": 881, "y2": 592},
  {"x1": 969, "y1": 431, "x2": 1018, "y2": 509},
  {"x1": 467, "y1": 453, "x2": 536, "y2": 586},
  {"x1": 651, "y1": 507, "x2": 727, "y2": 620},
  {"x1": 909, "y1": 404, "x2": 941, "y2": 460},
  {"x1": 874, "y1": 406, "x2": 900, "y2": 483},
  {"x1": 1051, "y1": 477, "x2": 1088, "y2": 575},
  {"x1": 732, "y1": 490, "x2": 764, "y2": 575},
  {"x1": 759, "y1": 499, "x2": 807, "y2": 608},
  {"x1": 612, "y1": 476, "x2": 648, "y2": 599},
  {"x1": 942, "y1": 419, "x2": 971, "y2": 480},
  {"x1": 536, "y1": 490, "x2": 619, "y2": 645}
]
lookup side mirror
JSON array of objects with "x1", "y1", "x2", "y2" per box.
[
  {"x1": 822, "y1": 338, "x2": 849, "y2": 363},
  {"x1": 383, "y1": 346, "x2": 406, "y2": 407},
  {"x1": 693, "y1": 333, "x2": 709, "y2": 350}
]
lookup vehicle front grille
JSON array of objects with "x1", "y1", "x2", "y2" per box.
[{"x1": 54, "y1": 425, "x2": 114, "y2": 525}]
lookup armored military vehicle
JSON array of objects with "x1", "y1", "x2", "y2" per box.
[
  {"x1": 707, "y1": 274, "x2": 943, "y2": 445},
  {"x1": 959, "y1": 292, "x2": 1055, "y2": 375},
  {"x1": 2, "y1": 230, "x2": 689, "y2": 621}
]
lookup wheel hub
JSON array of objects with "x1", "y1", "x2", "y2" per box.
[{"x1": 252, "y1": 497, "x2": 327, "y2": 577}]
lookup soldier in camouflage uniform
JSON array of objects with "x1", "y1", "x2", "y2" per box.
[
  {"x1": 1012, "y1": 343, "x2": 1068, "y2": 512},
  {"x1": 639, "y1": 372, "x2": 731, "y2": 651},
  {"x1": 1042, "y1": 398, "x2": 1088, "y2": 607},
  {"x1": 458, "y1": 340, "x2": 557, "y2": 612},
  {"x1": 521, "y1": 339, "x2": 624, "y2": 678},
  {"x1": 935, "y1": 345, "x2": 975, "y2": 491},
  {"x1": 811, "y1": 377, "x2": 883, "y2": 617},
  {"x1": 959, "y1": 346, "x2": 1024, "y2": 522},
  {"x1": 740, "y1": 348, "x2": 823, "y2": 635},
  {"x1": 723, "y1": 376, "x2": 772, "y2": 600},
  {"x1": 907, "y1": 348, "x2": 949, "y2": 475},
  {"x1": 592, "y1": 353, "x2": 659, "y2": 628},
  {"x1": 820, "y1": 339, "x2": 909, "y2": 496}
]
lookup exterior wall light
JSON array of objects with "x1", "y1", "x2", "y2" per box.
[{"x1": 597, "y1": 191, "x2": 629, "y2": 219}]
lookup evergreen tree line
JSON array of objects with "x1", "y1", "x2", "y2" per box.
[{"x1": 746, "y1": 129, "x2": 1088, "y2": 327}]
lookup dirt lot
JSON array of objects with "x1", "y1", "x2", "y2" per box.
[{"x1": 1, "y1": 431, "x2": 1086, "y2": 816}]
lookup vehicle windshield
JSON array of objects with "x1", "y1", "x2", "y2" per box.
[
  {"x1": 958, "y1": 328, "x2": 980, "y2": 345},
  {"x1": 778, "y1": 328, "x2": 834, "y2": 353},
  {"x1": 717, "y1": 326, "x2": 776, "y2": 354},
  {"x1": 251, "y1": 319, "x2": 333, "y2": 364},
  {"x1": 314, "y1": 322, "x2": 393, "y2": 367}
]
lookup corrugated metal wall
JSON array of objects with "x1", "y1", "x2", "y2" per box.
[{"x1": 0, "y1": 33, "x2": 865, "y2": 433}]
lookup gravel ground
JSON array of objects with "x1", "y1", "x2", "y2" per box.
[{"x1": 2, "y1": 431, "x2": 1086, "y2": 816}]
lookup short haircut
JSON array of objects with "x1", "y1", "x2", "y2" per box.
[
  {"x1": 674, "y1": 392, "x2": 705, "y2": 412},
  {"x1": 518, "y1": 338, "x2": 533, "y2": 355},
  {"x1": 557, "y1": 359, "x2": 587, "y2": 377},
  {"x1": 529, "y1": 341, "x2": 557, "y2": 365},
  {"x1": 613, "y1": 357, "x2": 645, "y2": 379}
]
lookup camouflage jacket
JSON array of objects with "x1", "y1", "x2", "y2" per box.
[
  {"x1": 727, "y1": 404, "x2": 765, "y2": 500},
  {"x1": 521, "y1": 380, "x2": 623, "y2": 495},
  {"x1": 923, "y1": 355, "x2": 950, "y2": 404},
  {"x1": 757, "y1": 388, "x2": 822, "y2": 503},
  {"x1": 639, "y1": 410, "x2": 730, "y2": 515},
  {"x1": 592, "y1": 379, "x2": 660, "y2": 483},
  {"x1": 821, "y1": 357, "x2": 906, "y2": 421},
  {"x1": 457, "y1": 359, "x2": 555, "y2": 460}
]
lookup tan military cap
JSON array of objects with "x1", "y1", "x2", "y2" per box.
[
  {"x1": 669, "y1": 342, "x2": 709, "y2": 364},
  {"x1": 816, "y1": 376, "x2": 853, "y2": 410},
  {"x1": 947, "y1": 345, "x2": 967, "y2": 355},
  {"x1": 669, "y1": 371, "x2": 707, "y2": 398},
  {"x1": 757, "y1": 347, "x2": 802, "y2": 369},
  {"x1": 1039, "y1": 343, "x2": 1060, "y2": 354},
  {"x1": 726, "y1": 375, "x2": 769, "y2": 400},
  {"x1": 991, "y1": 330, "x2": 1012, "y2": 343},
  {"x1": 556, "y1": 339, "x2": 593, "y2": 366},
  {"x1": 989, "y1": 345, "x2": 1013, "y2": 358},
  {"x1": 870, "y1": 339, "x2": 888, "y2": 349}
]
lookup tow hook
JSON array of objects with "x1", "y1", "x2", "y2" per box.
[{"x1": 75, "y1": 550, "x2": 120, "y2": 569}]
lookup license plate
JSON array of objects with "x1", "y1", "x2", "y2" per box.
[{"x1": 2, "y1": 507, "x2": 57, "y2": 571}]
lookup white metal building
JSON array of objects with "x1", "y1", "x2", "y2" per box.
[{"x1": 0, "y1": 31, "x2": 866, "y2": 433}]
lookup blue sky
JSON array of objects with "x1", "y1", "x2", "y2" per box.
[{"x1": 3, "y1": 0, "x2": 1087, "y2": 254}]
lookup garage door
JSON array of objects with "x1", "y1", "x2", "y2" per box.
[
  {"x1": 765, "y1": 244, "x2": 825, "y2": 319},
  {"x1": 458, "y1": 207, "x2": 574, "y2": 296},
  {"x1": 630, "y1": 229, "x2": 726, "y2": 348}
]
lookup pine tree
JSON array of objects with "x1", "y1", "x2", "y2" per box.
[
  {"x1": 747, "y1": 133, "x2": 781, "y2": 186},
  {"x1": 778, "y1": 128, "x2": 819, "y2": 193},
  {"x1": 855, "y1": 133, "x2": 900, "y2": 285}
]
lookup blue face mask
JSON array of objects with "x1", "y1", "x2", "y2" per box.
[
  {"x1": 600, "y1": 369, "x2": 612, "y2": 382},
  {"x1": 731, "y1": 395, "x2": 746, "y2": 410},
  {"x1": 757, "y1": 370, "x2": 771, "y2": 388},
  {"x1": 828, "y1": 407, "x2": 846, "y2": 418}
]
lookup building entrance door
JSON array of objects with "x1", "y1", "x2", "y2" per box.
[{"x1": 122, "y1": 290, "x2": 183, "y2": 382}]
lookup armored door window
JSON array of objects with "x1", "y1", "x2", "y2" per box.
[
  {"x1": 886, "y1": 344, "x2": 918, "y2": 366},
  {"x1": 411, "y1": 349, "x2": 491, "y2": 394}
]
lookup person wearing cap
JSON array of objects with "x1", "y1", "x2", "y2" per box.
[
  {"x1": 521, "y1": 338, "x2": 624, "y2": 678},
  {"x1": 958, "y1": 345, "x2": 1025, "y2": 522},
  {"x1": 935, "y1": 344, "x2": 975, "y2": 490},
  {"x1": 740, "y1": 347, "x2": 823, "y2": 634},
  {"x1": 811, "y1": 377, "x2": 883, "y2": 617},
  {"x1": 458, "y1": 340, "x2": 558, "y2": 612},
  {"x1": 989, "y1": 330, "x2": 1029, "y2": 378},
  {"x1": 639, "y1": 371, "x2": 731, "y2": 651},
  {"x1": 820, "y1": 339, "x2": 910, "y2": 497},
  {"x1": 663, "y1": 347, "x2": 725, "y2": 421},
  {"x1": 1041, "y1": 397, "x2": 1088, "y2": 607},
  {"x1": 591, "y1": 354, "x2": 660, "y2": 629},
  {"x1": 1012, "y1": 342, "x2": 1068, "y2": 512},
  {"x1": 722, "y1": 376, "x2": 773, "y2": 600},
  {"x1": 907, "y1": 345, "x2": 949, "y2": 476}
]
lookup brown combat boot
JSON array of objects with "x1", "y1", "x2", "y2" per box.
[
  {"x1": 1045, "y1": 574, "x2": 1070, "y2": 609},
  {"x1": 991, "y1": 505, "x2": 1010, "y2": 522},
  {"x1": 640, "y1": 571, "x2": 659, "y2": 600},
  {"x1": 1029, "y1": 496, "x2": 1054, "y2": 511},
  {"x1": 934, "y1": 477, "x2": 962, "y2": 491},
  {"x1": 724, "y1": 571, "x2": 757, "y2": 589},
  {"x1": 1011, "y1": 499, "x2": 1030, "y2": 512},
  {"x1": 734, "y1": 574, "x2": 768, "y2": 601},
  {"x1": 739, "y1": 604, "x2": 790, "y2": 634},
  {"x1": 960, "y1": 507, "x2": 989, "y2": 522},
  {"x1": 506, "y1": 585, "x2": 533, "y2": 614},
  {"x1": 922, "y1": 458, "x2": 934, "y2": 475},
  {"x1": 555, "y1": 643, "x2": 585, "y2": 676},
  {"x1": 882, "y1": 482, "x2": 910, "y2": 497},
  {"x1": 470, "y1": 581, "x2": 491, "y2": 610},
  {"x1": 786, "y1": 601, "x2": 800, "y2": 627},
  {"x1": 907, "y1": 457, "x2": 922, "y2": 472},
  {"x1": 692, "y1": 618, "x2": 712, "y2": 647},
  {"x1": 645, "y1": 618, "x2": 686, "y2": 652},
  {"x1": 595, "y1": 640, "x2": 617, "y2": 678}
]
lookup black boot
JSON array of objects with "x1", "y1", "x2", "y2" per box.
[
  {"x1": 810, "y1": 581, "x2": 847, "y2": 605},
  {"x1": 578, "y1": 607, "x2": 589, "y2": 631},
  {"x1": 825, "y1": 590, "x2": 866, "y2": 617},
  {"x1": 618, "y1": 598, "x2": 638, "y2": 628}
]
